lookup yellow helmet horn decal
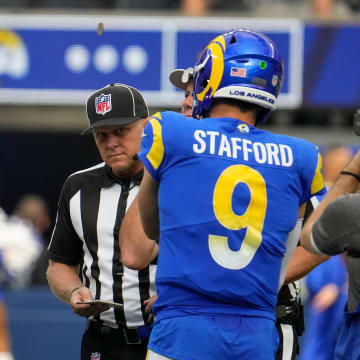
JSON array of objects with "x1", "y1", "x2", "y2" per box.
[
  {"x1": 210, "y1": 35, "x2": 226, "y2": 50},
  {"x1": 196, "y1": 36, "x2": 226, "y2": 102}
]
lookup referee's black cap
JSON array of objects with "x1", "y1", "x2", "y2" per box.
[{"x1": 82, "y1": 83, "x2": 149, "y2": 135}]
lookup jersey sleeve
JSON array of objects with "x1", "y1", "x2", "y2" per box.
[
  {"x1": 47, "y1": 178, "x2": 83, "y2": 265},
  {"x1": 312, "y1": 193, "x2": 360, "y2": 256},
  {"x1": 138, "y1": 112, "x2": 165, "y2": 181},
  {"x1": 138, "y1": 111, "x2": 183, "y2": 182},
  {"x1": 299, "y1": 142, "x2": 327, "y2": 204}
]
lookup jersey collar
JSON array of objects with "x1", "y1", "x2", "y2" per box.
[{"x1": 102, "y1": 164, "x2": 143, "y2": 188}]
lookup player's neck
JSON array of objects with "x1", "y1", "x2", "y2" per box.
[{"x1": 209, "y1": 103, "x2": 256, "y2": 127}]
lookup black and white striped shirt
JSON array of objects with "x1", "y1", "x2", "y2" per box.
[{"x1": 48, "y1": 163, "x2": 156, "y2": 328}]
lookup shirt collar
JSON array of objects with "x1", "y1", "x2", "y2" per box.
[{"x1": 102, "y1": 164, "x2": 143, "y2": 188}]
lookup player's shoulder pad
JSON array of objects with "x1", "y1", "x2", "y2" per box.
[
  {"x1": 270, "y1": 132, "x2": 311, "y2": 147},
  {"x1": 272, "y1": 133, "x2": 320, "y2": 161},
  {"x1": 142, "y1": 111, "x2": 190, "y2": 172},
  {"x1": 149, "y1": 110, "x2": 184, "y2": 122},
  {"x1": 272, "y1": 134, "x2": 324, "y2": 195},
  {"x1": 146, "y1": 111, "x2": 185, "y2": 137},
  {"x1": 290, "y1": 136, "x2": 324, "y2": 195}
]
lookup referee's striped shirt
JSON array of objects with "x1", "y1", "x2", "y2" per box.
[{"x1": 48, "y1": 163, "x2": 156, "y2": 328}]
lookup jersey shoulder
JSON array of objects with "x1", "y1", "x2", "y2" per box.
[
  {"x1": 139, "y1": 111, "x2": 196, "y2": 177},
  {"x1": 262, "y1": 130, "x2": 318, "y2": 154},
  {"x1": 62, "y1": 163, "x2": 106, "y2": 199},
  {"x1": 262, "y1": 131, "x2": 320, "y2": 169},
  {"x1": 260, "y1": 130, "x2": 325, "y2": 196}
]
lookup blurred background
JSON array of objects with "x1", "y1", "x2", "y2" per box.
[{"x1": 0, "y1": 0, "x2": 359, "y2": 359}]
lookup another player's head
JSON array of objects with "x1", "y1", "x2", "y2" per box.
[
  {"x1": 82, "y1": 83, "x2": 149, "y2": 177},
  {"x1": 192, "y1": 29, "x2": 284, "y2": 124},
  {"x1": 13, "y1": 194, "x2": 51, "y2": 235},
  {"x1": 169, "y1": 67, "x2": 194, "y2": 117}
]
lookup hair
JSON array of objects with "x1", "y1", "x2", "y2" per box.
[
  {"x1": 208, "y1": 97, "x2": 266, "y2": 124},
  {"x1": 212, "y1": 98, "x2": 262, "y2": 112}
]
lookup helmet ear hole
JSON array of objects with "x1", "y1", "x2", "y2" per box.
[
  {"x1": 230, "y1": 35, "x2": 236, "y2": 44},
  {"x1": 201, "y1": 79, "x2": 209, "y2": 88}
]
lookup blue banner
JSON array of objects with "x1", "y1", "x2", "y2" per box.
[
  {"x1": 303, "y1": 24, "x2": 360, "y2": 107},
  {"x1": 0, "y1": 15, "x2": 306, "y2": 107}
]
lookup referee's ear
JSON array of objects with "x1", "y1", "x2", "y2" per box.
[{"x1": 143, "y1": 117, "x2": 150, "y2": 127}]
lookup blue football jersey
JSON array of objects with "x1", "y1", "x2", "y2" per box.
[{"x1": 139, "y1": 111, "x2": 326, "y2": 322}]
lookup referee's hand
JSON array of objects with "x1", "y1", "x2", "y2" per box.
[
  {"x1": 70, "y1": 287, "x2": 110, "y2": 317},
  {"x1": 144, "y1": 294, "x2": 157, "y2": 313}
]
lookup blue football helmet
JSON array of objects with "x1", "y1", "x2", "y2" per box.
[{"x1": 192, "y1": 29, "x2": 284, "y2": 122}]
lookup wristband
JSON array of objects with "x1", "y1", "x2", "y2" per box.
[{"x1": 340, "y1": 171, "x2": 360, "y2": 182}]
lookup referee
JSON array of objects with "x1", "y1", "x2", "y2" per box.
[{"x1": 47, "y1": 83, "x2": 157, "y2": 360}]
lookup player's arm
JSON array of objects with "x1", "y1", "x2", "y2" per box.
[
  {"x1": 284, "y1": 246, "x2": 329, "y2": 284},
  {"x1": 281, "y1": 142, "x2": 330, "y2": 281},
  {"x1": 137, "y1": 168, "x2": 160, "y2": 241},
  {"x1": 120, "y1": 194, "x2": 159, "y2": 270},
  {"x1": 135, "y1": 112, "x2": 167, "y2": 244},
  {"x1": 283, "y1": 199, "x2": 329, "y2": 284},
  {"x1": 301, "y1": 149, "x2": 360, "y2": 254}
]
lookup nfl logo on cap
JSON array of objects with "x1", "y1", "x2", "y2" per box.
[
  {"x1": 95, "y1": 94, "x2": 112, "y2": 115},
  {"x1": 91, "y1": 352, "x2": 101, "y2": 360}
]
